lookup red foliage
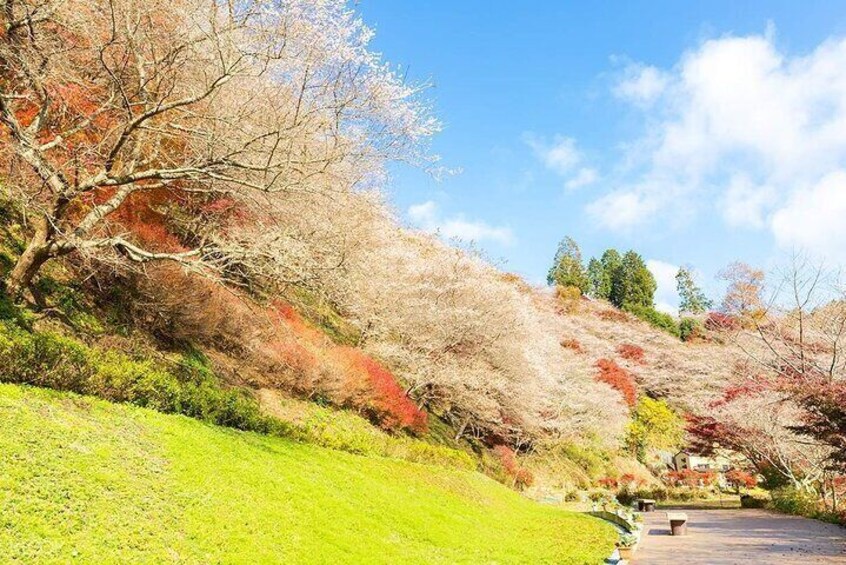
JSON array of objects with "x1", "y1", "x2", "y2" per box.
[
  {"x1": 705, "y1": 312, "x2": 740, "y2": 331},
  {"x1": 725, "y1": 469, "x2": 757, "y2": 490},
  {"x1": 685, "y1": 414, "x2": 734, "y2": 455},
  {"x1": 597, "y1": 309, "x2": 630, "y2": 323},
  {"x1": 597, "y1": 476, "x2": 619, "y2": 489},
  {"x1": 619, "y1": 473, "x2": 645, "y2": 487},
  {"x1": 338, "y1": 347, "x2": 428, "y2": 434},
  {"x1": 617, "y1": 343, "x2": 646, "y2": 364},
  {"x1": 595, "y1": 358, "x2": 638, "y2": 407},
  {"x1": 263, "y1": 338, "x2": 319, "y2": 378},
  {"x1": 665, "y1": 469, "x2": 717, "y2": 488},
  {"x1": 493, "y1": 445, "x2": 534, "y2": 489},
  {"x1": 560, "y1": 338, "x2": 583, "y2": 353},
  {"x1": 269, "y1": 300, "x2": 328, "y2": 345}
]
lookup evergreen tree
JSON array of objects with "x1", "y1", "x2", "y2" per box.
[
  {"x1": 547, "y1": 237, "x2": 589, "y2": 293},
  {"x1": 586, "y1": 257, "x2": 609, "y2": 299},
  {"x1": 611, "y1": 251, "x2": 656, "y2": 309},
  {"x1": 676, "y1": 266, "x2": 712, "y2": 314}
]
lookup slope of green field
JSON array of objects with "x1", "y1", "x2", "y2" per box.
[{"x1": 0, "y1": 384, "x2": 615, "y2": 564}]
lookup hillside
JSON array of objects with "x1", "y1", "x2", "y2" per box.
[
  {"x1": 544, "y1": 293, "x2": 736, "y2": 409},
  {"x1": 0, "y1": 383, "x2": 616, "y2": 564}
]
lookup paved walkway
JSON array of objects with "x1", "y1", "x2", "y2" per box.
[{"x1": 632, "y1": 509, "x2": 846, "y2": 564}]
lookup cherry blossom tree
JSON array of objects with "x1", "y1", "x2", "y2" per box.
[{"x1": 0, "y1": 0, "x2": 437, "y2": 301}]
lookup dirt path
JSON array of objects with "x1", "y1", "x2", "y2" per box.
[{"x1": 632, "y1": 509, "x2": 846, "y2": 564}]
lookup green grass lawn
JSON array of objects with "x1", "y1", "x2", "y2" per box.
[{"x1": 0, "y1": 384, "x2": 615, "y2": 564}]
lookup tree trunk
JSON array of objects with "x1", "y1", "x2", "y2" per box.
[{"x1": 5, "y1": 216, "x2": 53, "y2": 301}]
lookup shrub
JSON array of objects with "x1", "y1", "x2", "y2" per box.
[
  {"x1": 633, "y1": 486, "x2": 668, "y2": 502},
  {"x1": 617, "y1": 343, "x2": 645, "y2": 364},
  {"x1": 740, "y1": 492, "x2": 770, "y2": 508},
  {"x1": 725, "y1": 469, "x2": 757, "y2": 492},
  {"x1": 555, "y1": 285, "x2": 582, "y2": 314},
  {"x1": 595, "y1": 359, "x2": 637, "y2": 407},
  {"x1": 0, "y1": 320, "x2": 281, "y2": 435},
  {"x1": 679, "y1": 317, "x2": 704, "y2": 342},
  {"x1": 664, "y1": 469, "x2": 717, "y2": 488},
  {"x1": 770, "y1": 487, "x2": 819, "y2": 516},
  {"x1": 624, "y1": 304, "x2": 680, "y2": 338},
  {"x1": 559, "y1": 337, "x2": 583, "y2": 353},
  {"x1": 336, "y1": 347, "x2": 428, "y2": 434},
  {"x1": 705, "y1": 311, "x2": 740, "y2": 331},
  {"x1": 614, "y1": 475, "x2": 647, "y2": 506},
  {"x1": 493, "y1": 445, "x2": 534, "y2": 489},
  {"x1": 615, "y1": 487, "x2": 636, "y2": 506},
  {"x1": 597, "y1": 476, "x2": 619, "y2": 489},
  {"x1": 597, "y1": 308, "x2": 629, "y2": 323}
]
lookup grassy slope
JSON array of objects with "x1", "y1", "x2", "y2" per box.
[{"x1": 0, "y1": 384, "x2": 615, "y2": 564}]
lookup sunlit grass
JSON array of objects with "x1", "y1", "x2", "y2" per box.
[{"x1": 0, "y1": 383, "x2": 615, "y2": 564}]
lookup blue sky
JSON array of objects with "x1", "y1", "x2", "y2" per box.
[{"x1": 357, "y1": 1, "x2": 846, "y2": 312}]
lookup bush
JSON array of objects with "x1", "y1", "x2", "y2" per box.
[
  {"x1": 555, "y1": 285, "x2": 582, "y2": 314},
  {"x1": 624, "y1": 304, "x2": 680, "y2": 338},
  {"x1": 633, "y1": 486, "x2": 668, "y2": 502},
  {"x1": 559, "y1": 338, "x2": 583, "y2": 353},
  {"x1": 595, "y1": 358, "x2": 637, "y2": 407},
  {"x1": 725, "y1": 469, "x2": 757, "y2": 492},
  {"x1": 493, "y1": 445, "x2": 534, "y2": 490},
  {"x1": 740, "y1": 492, "x2": 770, "y2": 508},
  {"x1": 770, "y1": 487, "x2": 819, "y2": 516},
  {"x1": 617, "y1": 343, "x2": 645, "y2": 364},
  {"x1": 679, "y1": 317, "x2": 704, "y2": 342},
  {"x1": 705, "y1": 311, "x2": 740, "y2": 331},
  {"x1": 596, "y1": 308, "x2": 629, "y2": 323},
  {"x1": 664, "y1": 469, "x2": 717, "y2": 488},
  {"x1": 0, "y1": 320, "x2": 281, "y2": 435}
]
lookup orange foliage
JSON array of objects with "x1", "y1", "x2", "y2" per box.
[
  {"x1": 595, "y1": 358, "x2": 638, "y2": 407},
  {"x1": 335, "y1": 347, "x2": 428, "y2": 434},
  {"x1": 597, "y1": 476, "x2": 619, "y2": 489},
  {"x1": 665, "y1": 469, "x2": 717, "y2": 488},
  {"x1": 617, "y1": 343, "x2": 646, "y2": 364},
  {"x1": 560, "y1": 338, "x2": 583, "y2": 353},
  {"x1": 493, "y1": 445, "x2": 534, "y2": 489},
  {"x1": 597, "y1": 309, "x2": 629, "y2": 323}
]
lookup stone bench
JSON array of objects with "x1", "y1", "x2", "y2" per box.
[
  {"x1": 667, "y1": 512, "x2": 688, "y2": 536},
  {"x1": 637, "y1": 498, "x2": 656, "y2": 512}
]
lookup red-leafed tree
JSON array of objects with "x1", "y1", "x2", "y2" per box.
[{"x1": 691, "y1": 254, "x2": 846, "y2": 497}]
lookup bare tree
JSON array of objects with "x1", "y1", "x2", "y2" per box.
[
  {"x1": 699, "y1": 253, "x2": 846, "y2": 489},
  {"x1": 0, "y1": 0, "x2": 436, "y2": 300}
]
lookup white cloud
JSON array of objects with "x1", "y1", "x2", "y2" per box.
[
  {"x1": 771, "y1": 171, "x2": 846, "y2": 260},
  {"x1": 592, "y1": 29, "x2": 846, "y2": 261},
  {"x1": 407, "y1": 201, "x2": 515, "y2": 246},
  {"x1": 587, "y1": 181, "x2": 664, "y2": 230},
  {"x1": 647, "y1": 259, "x2": 680, "y2": 315},
  {"x1": 523, "y1": 133, "x2": 582, "y2": 175},
  {"x1": 721, "y1": 174, "x2": 777, "y2": 228},
  {"x1": 565, "y1": 167, "x2": 599, "y2": 190},
  {"x1": 614, "y1": 64, "x2": 670, "y2": 106}
]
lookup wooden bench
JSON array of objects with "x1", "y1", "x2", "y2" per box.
[
  {"x1": 667, "y1": 512, "x2": 688, "y2": 536},
  {"x1": 637, "y1": 498, "x2": 656, "y2": 512}
]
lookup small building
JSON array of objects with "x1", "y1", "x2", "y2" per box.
[{"x1": 673, "y1": 450, "x2": 731, "y2": 473}]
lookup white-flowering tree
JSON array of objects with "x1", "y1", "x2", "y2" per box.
[{"x1": 0, "y1": 0, "x2": 436, "y2": 300}]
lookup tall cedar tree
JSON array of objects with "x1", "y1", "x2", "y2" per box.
[{"x1": 610, "y1": 251, "x2": 656, "y2": 309}]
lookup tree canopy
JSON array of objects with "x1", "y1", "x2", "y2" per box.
[
  {"x1": 676, "y1": 266, "x2": 712, "y2": 315},
  {"x1": 547, "y1": 237, "x2": 589, "y2": 293}
]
